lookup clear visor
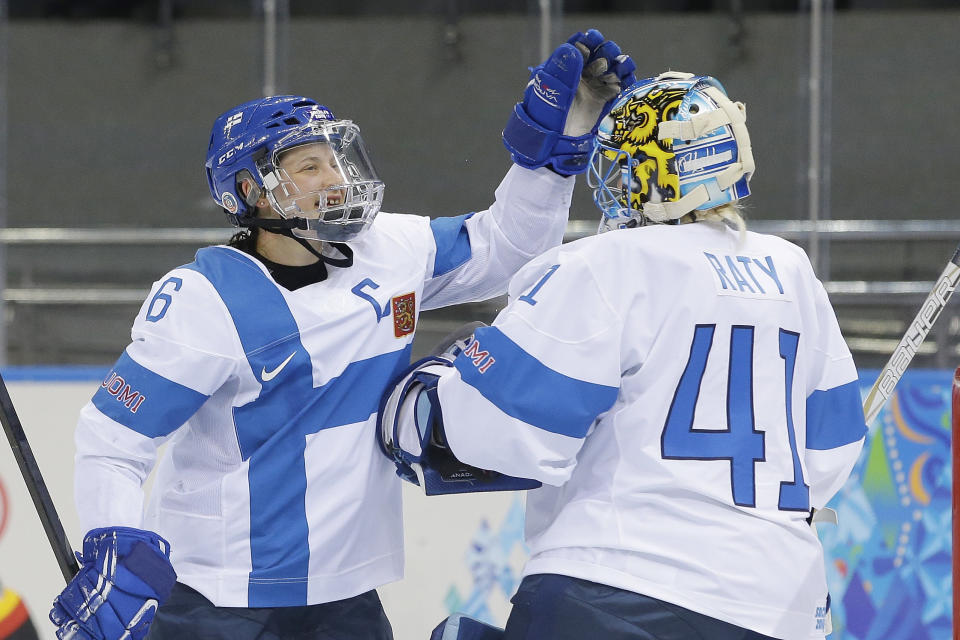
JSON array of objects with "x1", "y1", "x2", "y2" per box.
[
  {"x1": 587, "y1": 143, "x2": 645, "y2": 233},
  {"x1": 260, "y1": 121, "x2": 384, "y2": 243}
]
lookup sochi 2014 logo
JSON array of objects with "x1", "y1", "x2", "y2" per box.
[{"x1": 0, "y1": 474, "x2": 9, "y2": 542}]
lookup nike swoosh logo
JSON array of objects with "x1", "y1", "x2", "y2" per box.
[{"x1": 261, "y1": 351, "x2": 297, "y2": 382}]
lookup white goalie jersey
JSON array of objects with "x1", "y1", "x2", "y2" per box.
[
  {"x1": 72, "y1": 165, "x2": 572, "y2": 608},
  {"x1": 435, "y1": 221, "x2": 868, "y2": 639}
]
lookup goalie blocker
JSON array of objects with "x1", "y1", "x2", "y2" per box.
[{"x1": 377, "y1": 325, "x2": 541, "y2": 495}]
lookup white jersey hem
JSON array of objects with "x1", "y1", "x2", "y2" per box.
[{"x1": 176, "y1": 551, "x2": 404, "y2": 607}]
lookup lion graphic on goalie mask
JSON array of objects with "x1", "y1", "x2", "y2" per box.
[{"x1": 603, "y1": 86, "x2": 686, "y2": 210}]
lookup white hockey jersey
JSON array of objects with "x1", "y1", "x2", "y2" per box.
[
  {"x1": 73, "y1": 165, "x2": 572, "y2": 608},
  {"x1": 436, "y1": 221, "x2": 867, "y2": 639}
]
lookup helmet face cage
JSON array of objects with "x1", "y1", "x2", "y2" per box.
[
  {"x1": 204, "y1": 96, "x2": 385, "y2": 244},
  {"x1": 260, "y1": 121, "x2": 384, "y2": 243},
  {"x1": 587, "y1": 72, "x2": 753, "y2": 233},
  {"x1": 590, "y1": 145, "x2": 646, "y2": 233}
]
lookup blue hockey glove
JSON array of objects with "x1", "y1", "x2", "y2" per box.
[
  {"x1": 49, "y1": 527, "x2": 177, "y2": 640},
  {"x1": 377, "y1": 324, "x2": 541, "y2": 495},
  {"x1": 503, "y1": 28, "x2": 637, "y2": 175}
]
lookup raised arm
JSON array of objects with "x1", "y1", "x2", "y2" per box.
[{"x1": 422, "y1": 29, "x2": 635, "y2": 309}]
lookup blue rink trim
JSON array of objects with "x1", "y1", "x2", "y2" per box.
[
  {"x1": 0, "y1": 365, "x2": 110, "y2": 381},
  {"x1": 430, "y1": 213, "x2": 474, "y2": 277},
  {"x1": 806, "y1": 379, "x2": 868, "y2": 450},
  {"x1": 92, "y1": 352, "x2": 209, "y2": 438},
  {"x1": 454, "y1": 327, "x2": 618, "y2": 438}
]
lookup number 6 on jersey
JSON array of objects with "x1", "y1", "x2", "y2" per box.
[{"x1": 146, "y1": 277, "x2": 183, "y2": 323}]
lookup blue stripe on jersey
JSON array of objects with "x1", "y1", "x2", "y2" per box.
[
  {"x1": 187, "y1": 246, "x2": 411, "y2": 607},
  {"x1": 429, "y1": 213, "x2": 474, "y2": 277},
  {"x1": 453, "y1": 326, "x2": 618, "y2": 438},
  {"x1": 805, "y1": 379, "x2": 868, "y2": 450},
  {"x1": 92, "y1": 351, "x2": 208, "y2": 438}
]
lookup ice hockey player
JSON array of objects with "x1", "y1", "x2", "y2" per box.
[
  {"x1": 48, "y1": 30, "x2": 636, "y2": 640},
  {"x1": 380, "y1": 71, "x2": 867, "y2": 640}
]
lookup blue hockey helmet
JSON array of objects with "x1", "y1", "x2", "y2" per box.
[
  {"x1": 205, "y1": 96, "x2": 384, "y2": 243},
  {"x1": 587, "y1": 71, "x2": 754, "y2": 233}
]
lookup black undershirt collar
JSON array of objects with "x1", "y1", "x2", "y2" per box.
[{"x1": 251, "y1": 243, "x2": 354, "y2": 291}]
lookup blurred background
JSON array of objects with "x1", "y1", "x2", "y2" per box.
[
  {"x1": 0, "y1": 0, "x2": 957, "y2": 367},
  {"x1": 0, "y1": 2, "x2": 958, "y2": 640}
]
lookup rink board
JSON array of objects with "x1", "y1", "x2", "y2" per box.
[{"x1": 0, "y1": 369, "x2": 951, "y2": 639}]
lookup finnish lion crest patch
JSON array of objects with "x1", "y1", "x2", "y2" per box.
[{"x1": 391, "y1": 292, "x2": 416, "y2": 338}]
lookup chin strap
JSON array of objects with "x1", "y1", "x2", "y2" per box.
[
  {"x1": 236, "y1": 206, "x2": 355, "y2": 267},
  {"x1": 284, "y1": 230, "x2": 326, "y2": 262},
  {"x1": 322, "y1": 242, "x2": 354, "y2": 268},
  {"x1": 241, "y1": 215, "x2": 309, "y2": 232},
  {"x1": 256, "y1": 225, "x2": 355, "y2": 268}
]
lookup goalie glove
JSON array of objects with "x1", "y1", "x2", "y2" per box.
[
  {"x1": 377, "y1": 324, "x2": 541, "y2": 495},
  {"x1": 375, "y1": 321, "x2": 483, "y2": 483},
  {"x1": 503, "y1": 28, "x2": 637, "y2": 176},
  {"x1": 49, "y1": 527, "x2": 176, "y2": 640}
]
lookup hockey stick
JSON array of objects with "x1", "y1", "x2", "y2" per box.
[
  {"x1": 862, "y1": 244, "x2": 960, "y2": 425},
  {"x1": 0, "y1": 371, "x2": 79, "y2": 582},
  {"x1": 810, "y1": 244, "x2": 960, "y2": 614}
]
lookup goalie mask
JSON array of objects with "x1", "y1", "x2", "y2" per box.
[
  {"x1": 587, "y1": 71, "x2": 754, "y2": 233},
  {"x1": 205, "y1": 96, "x2": 384, "y2": 243}
]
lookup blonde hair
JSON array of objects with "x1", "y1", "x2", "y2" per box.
[{"x1": 678, "y1": 203, "x2": 747, "y2": 245}]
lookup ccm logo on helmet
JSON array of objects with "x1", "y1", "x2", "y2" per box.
[{"x1": 218, "y1": 142, "x2": 245, "y2": 166}]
